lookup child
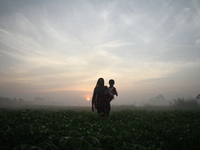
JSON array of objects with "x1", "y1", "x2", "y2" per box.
[{"x1": 108, "y1": 79, "x2": 118, "y2": 101}]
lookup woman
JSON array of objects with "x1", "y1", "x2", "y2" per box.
[{"x1": 92, "y1": 78, "x2": 110, "y2": 117}]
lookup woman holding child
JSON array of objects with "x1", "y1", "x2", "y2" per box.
[{"x1": 92, "y1": 78, "x2": 118, "y2": 117}]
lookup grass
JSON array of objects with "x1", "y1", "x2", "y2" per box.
[{"x1": 1, "y1": 108, "x2": 200, "y2": 150}]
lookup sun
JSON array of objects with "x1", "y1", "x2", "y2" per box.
[{"x1": 83, "y1": 95, "x2": 91, "y2": 101}]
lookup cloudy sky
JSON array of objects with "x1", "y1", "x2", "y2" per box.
[{"x1": 0, "y1": 0, "x2": 200, "y2": 106}]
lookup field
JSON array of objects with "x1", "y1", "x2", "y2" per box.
[{"x1": 1, "y1": 108, "x2": 200, "y2": 150}]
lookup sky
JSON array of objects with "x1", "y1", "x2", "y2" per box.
[{"x1": 0, "y1": 0, "x2": 200, "y2": 106}]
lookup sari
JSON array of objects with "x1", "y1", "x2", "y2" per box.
[{"x1": 93, "y1": 85, "x2": 110, "y2": 117}]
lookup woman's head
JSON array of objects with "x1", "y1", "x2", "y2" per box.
[{"x1": 97, "y1": 78, "x2": 104, "y2": 86}]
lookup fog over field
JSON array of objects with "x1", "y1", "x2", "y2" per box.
[{"x1": 0, "y1": 0, "x2": 200, "y2": 106}]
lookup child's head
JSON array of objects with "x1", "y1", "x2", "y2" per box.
[{"x1": 109, "y1": 79, "x2": 115, "y2": 86}]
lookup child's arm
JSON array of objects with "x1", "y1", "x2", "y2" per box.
[{"x1": 114, "y1": 87, "x2": 118, "y2": 96}]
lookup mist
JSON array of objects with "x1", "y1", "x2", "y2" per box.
[{"x1": 0, "y1": 0, "x2": 200, "y2": 106}]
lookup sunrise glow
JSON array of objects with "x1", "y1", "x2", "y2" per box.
[
  {"x1": 83, "y1": 95, "x2": 91, "y2": 101},
  {"x1": 0, "y1": 0, "x2": 200, "y2": 106}
]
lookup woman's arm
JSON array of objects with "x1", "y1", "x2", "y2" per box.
[{"x1": 91, "y1": 88, "x2": 96, "y2": 112}]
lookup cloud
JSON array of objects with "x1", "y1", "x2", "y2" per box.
[
  {"x1": 0, "y1": 0, "x2": 200, "y2": 104},
  {"x1": 195, "y1": 39, "x2": 200, "y2": 45}
]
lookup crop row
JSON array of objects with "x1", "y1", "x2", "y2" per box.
[{"x1": 0, "y1": 109, "x2": 200, "y2": 150}]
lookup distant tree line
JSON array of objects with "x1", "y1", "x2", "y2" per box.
[
  {"x1": 172, "y1": 97, "x2": 200, "y2": 109},
  {"x1": 0, "y1": 97, "x2": 26, "y2": 107},
  {"x1": 0, "y1": 96, "x2": 47, "y2": 108},
  {"x1": 149, "y1": 94, "x2": 169, "y2": 106},
  {"x1": 1, "y1": 95, "x2": 200, "y2": 110}
]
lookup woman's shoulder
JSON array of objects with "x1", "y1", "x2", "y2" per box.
[
  {"x1": 94, "y1": 86, "x2": 102, "y2": 92},
  {"x1": 95, "y1": 86, "x2": 108, "y2": 91}
]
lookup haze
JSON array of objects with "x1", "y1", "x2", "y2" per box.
[{"x1": 0, "y1": 0, "x2": 200, "y2": 106}]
